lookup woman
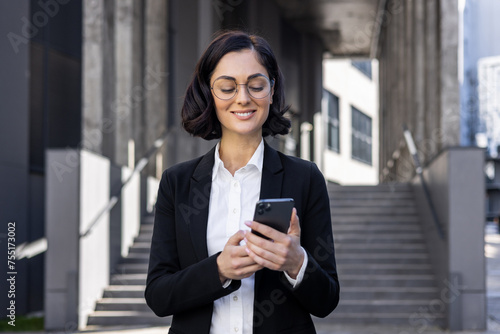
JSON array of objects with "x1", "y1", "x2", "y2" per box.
[{"x1": 145, "y1": 30, "x2": 339, "y2": 334}]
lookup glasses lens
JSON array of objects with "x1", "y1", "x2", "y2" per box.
[
  {"x1": 247, "y1": 76, "x2": 271, "y2": 99},
  {"x1": 213, "y1": 78, "x2": 237, "y2": 100},
  {"x1": 212, "y1": 76, "x2": 272, "y2": 100}
]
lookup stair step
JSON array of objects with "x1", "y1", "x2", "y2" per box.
[
  {"x1": 103, "y1": 285, "x2": 146, "y2": 298},
  {"x1": 328, "y1": 184, "x2": 412, "y2": 192},
  {"x1": 330, "y1": 199, "x2": 416, "y2": 207},
  {"x1": 333, "y1": 224, "x2": 421, "y2": 233},
  {"x1": 139, "y1": 224, "x2": 154, "y2": 233},
  {"x1": 135, "y1": 233, "x2": 153, "y2": 242},
  {"x1": 336, "y1": 242, "x2": 426, "y2": 253},
  {"x1": 120, "y1": 253, "x2": 150, "y2": 264},
  {"x1": 95, "y1": 298, "x2": 150, "y2": 312},
  {"x1": 320, "y1": 312, "x2": 445, "y2": 325},
  {"x1": 334, "y1": 299, "x2": 441, "y2": 313},
  {"x1": 111, "y1": 274, "x2": 148, "y2": 285},
  {"x1": 336, "y1": 255, "x2": 430, "y2": 265},
  {"x1": 114, "y1": 263, "x2": 149, "y2": 274},
  {"x1": 335, "y1": 233, "x2": 424, "y2": 244},
  {"x1": 332, "y1": 207, "x2": 417, "y2": 215},
  {"x1": 87, "y1": 311, "x2": 170, "y2": 326},
  {"x1": 340, "y1": 275, "x2": 435, "y2": 287},
  {"x1": 128, "y1": 242, "x2": 152, "y2": 254},
  {"x1": 142, "y1": 216, "x2": 155, "y2": 224},
  {"x1": 337, "y1": 263, "x2": 432, "y2": 275},
  {"x1": 329, "y1": 192, "x2": 414, "y2": 200},
  {"x1": 340, "y1": 287, "x2": 439, "y2": 300},
  {"x1": 332, "y1": 215, "x2": 419, "y2": 223}
]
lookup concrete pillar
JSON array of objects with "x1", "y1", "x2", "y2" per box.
[
  {"x1": 144, "y1": 0, "x2": 167, "y2": 173},
  {"x1": 167, "y1": 0, "x2": 216, "y2": 167},
  {"x1": 114, "y1": 0, "x2": 137, "y2": 166},
  {"x1": 424, "y1": 0, "x2": 440, "y2": 159},
  {"x1": 413, "y1": 0, "x2": 425, "y2": 146},
  {"x1": 82, "y1": 0, "x2": 116, "y2": 158},
  {"x1": 439, "y1": 0, "x2": 460, "y2": 147}
]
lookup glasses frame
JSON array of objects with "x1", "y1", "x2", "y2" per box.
[{"x1": 211, "y1": 74, "x2": 275, "y2": 100}]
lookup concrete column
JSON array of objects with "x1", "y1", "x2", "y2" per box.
[
  {"x1": 82, "y1": 0, "x2": 116, "y2": 159},
  {"x1": 114, "y1": 0, "x2": 135, "y2": 166},
  {"x1": 82, "y1": 0, "x2": 105, "y2": 155},
  {"x1": 167, "y1": 0, "x2": 217, "y2": 166},
  {"x1": 413, "y1": 0, "x2": 425, "y2": 145},
  {"x1": 144, "y1": 0, "x2": 167, "y2": 173},
  {"x1": 439, "y1": 0, "x2": 460, "y2": 147},
  {"x1": 424, "y1": 0, "x2": 440, "y2": 159}
]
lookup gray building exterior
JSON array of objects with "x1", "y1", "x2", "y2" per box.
[{"x1": 0, "y1": 0, "x2": 488, "y2": 331}]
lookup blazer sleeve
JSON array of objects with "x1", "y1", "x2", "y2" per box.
[
  {"x1": 280, "y1": 162, "x2": 340, "y2": 317},
  {"x1": 145, "y1": 169, "x2": 241, "y2": 317}
]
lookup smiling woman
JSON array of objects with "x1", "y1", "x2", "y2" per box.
[
  {"x1": 181, "y1": 31, "x2": 290, "y2": 140},
  {"x1": 145, "y1": 30, "x2": 340, "y2": 334}
]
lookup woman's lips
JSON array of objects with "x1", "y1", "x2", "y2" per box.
[{"x1": 232, "y1": 110, "x2": 256, "y2": 120}]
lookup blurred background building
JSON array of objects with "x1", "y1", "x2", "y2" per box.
[{"x1": 0, "y1": 0, "x2": 494, "y2": 332}]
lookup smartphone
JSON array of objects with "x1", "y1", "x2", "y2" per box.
[{"x1": 252, "y1": 198, "x2": 295, "y2": 239}]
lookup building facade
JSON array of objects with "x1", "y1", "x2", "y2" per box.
[{"x1": 317, "y1": 59, "x2": 379, "y2": 185}]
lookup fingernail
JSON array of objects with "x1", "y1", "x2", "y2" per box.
[{"x1": 244, "y1": 220, "x2": 252, "y2": 227}]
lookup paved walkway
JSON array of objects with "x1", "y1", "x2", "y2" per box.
[{"x1": 9, "y1": 223, "x2": 500, "y2": 334}]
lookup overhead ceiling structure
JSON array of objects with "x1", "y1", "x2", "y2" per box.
[{"x1": 274, "y1": 0, "x2": 387, "y2": 58}]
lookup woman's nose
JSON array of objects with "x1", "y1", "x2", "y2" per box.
[{"x1": 235, "y1": 84, "x2": 251, "y2": 104}]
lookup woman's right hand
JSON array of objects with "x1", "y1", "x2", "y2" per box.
[{"x1": 216, "y1": 230, "x2": 263, "y2": 283}]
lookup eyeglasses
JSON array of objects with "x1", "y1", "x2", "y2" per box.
[{"x1": 211, "y1": 74, "x2": 274, "y2": 100}]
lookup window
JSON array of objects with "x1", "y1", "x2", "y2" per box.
[
  {"x1": 352, "y1": 60, "x2": 372, "y2": 79},
  {"x1": 351, "y1": 107, "x2": 372, "y2": 165},
  {"x1": 323, "y1": 89, "x2": 340, "y2": 152}
]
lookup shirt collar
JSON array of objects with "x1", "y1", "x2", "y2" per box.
[{"x1": 212, "y1": 139, "x2": 264, "y2": 180}]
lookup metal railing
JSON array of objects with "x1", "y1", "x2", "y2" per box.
[
  {"x1": 80, "y1": 132, "x2": 168, "y2": 238},
  {"x1": 402, "y1": 124, "x2": 445, "y2": 240}
]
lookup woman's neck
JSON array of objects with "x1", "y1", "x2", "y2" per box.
[{"x1": 219, "y1": 135, "x2": 262, "y2": 176}]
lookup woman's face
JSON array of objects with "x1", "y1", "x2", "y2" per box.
[{"x1": 210, "y1": 49, "x2": 273, "y2": 140}]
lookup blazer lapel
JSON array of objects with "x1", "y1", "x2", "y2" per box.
[
  {"x1": 259, "y1": 142, "x2": 284, "y2": 199},
  {"x1": 256, "y1": 142, "x2": 284, "y2": 287},
  {"x1": 188, "y1": 146, "x2": 216, "y2": 262}
]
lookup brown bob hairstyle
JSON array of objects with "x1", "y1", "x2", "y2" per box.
[{"x1": 181, "y1": 30, "x2": 291, "y2": 140}]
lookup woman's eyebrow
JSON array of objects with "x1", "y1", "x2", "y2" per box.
[
  {"x1": 247, "y1": 73, "x2": 266, "y2": 80},
  {"x1": 215, "y1": 73, "x2": 266, "y2": 81}
]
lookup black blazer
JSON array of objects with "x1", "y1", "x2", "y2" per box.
[{"x1": 145, "y1": 142, "x2": 339, "y2": 334}]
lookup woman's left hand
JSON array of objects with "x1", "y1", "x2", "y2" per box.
[{"x1": 244, "y1": 208, "x2": 304, "y2": 279}]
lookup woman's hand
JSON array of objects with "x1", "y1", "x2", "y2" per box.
[
  {"x1": 244, "y1": 208, "x2": 304, "y2": 279},
  {"x1": 216, "y1": 230, "x2": 264, "y2": 284}
]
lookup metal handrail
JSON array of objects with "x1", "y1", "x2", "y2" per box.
[
  {"x1": 80, "y1": 132, "x2": 168, "y2": 238},
  {"x1": 403, "y1": 124, "x2": 445, "y2": 240}
]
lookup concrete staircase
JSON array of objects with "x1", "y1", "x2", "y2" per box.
[
  {"x1": 87, "y1": 183, "x2": 445, "y2": 328},
  {"x1": 317, "y1": 183, "x2": 445, "y2": 326},
  {"x1": 86, "y1": 216, "x2": 171, "y2": 327}
]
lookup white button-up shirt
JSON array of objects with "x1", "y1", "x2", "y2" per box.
[{"x1": 206, "y1": 139, "x2": 308, "y2": 334}]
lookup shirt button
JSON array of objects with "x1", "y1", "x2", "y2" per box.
[
  {"x1": 233, "y1": 208, "x2": 237, "y2": 214},
  {"x1": 233, "y1": 295, "x2": 238, "y2": 301},
  {"x1": 234, "y1": 327, "x2": 239, "y2": 332}
]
